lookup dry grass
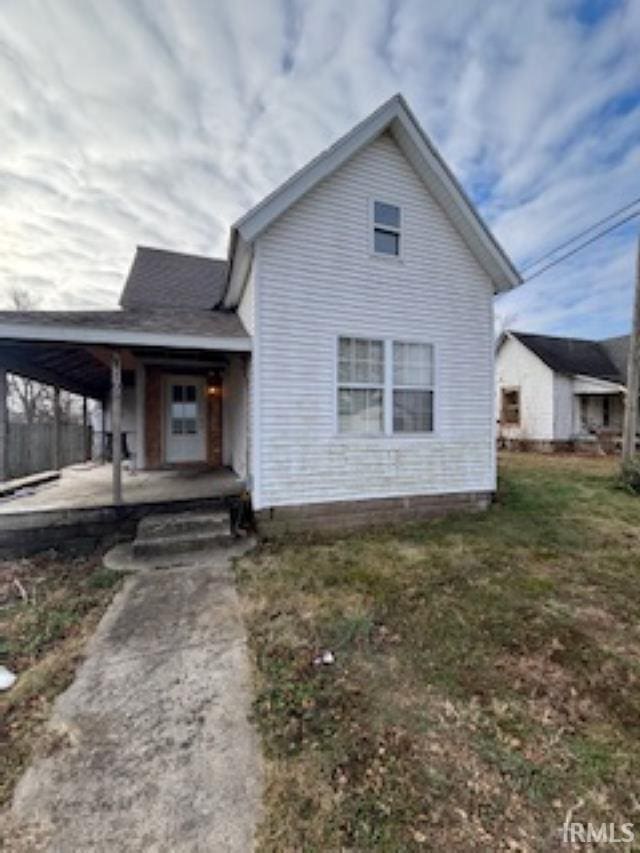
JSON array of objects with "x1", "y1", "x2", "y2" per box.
[
  {"x1": 236, "y1": 453, "x2": 640, "y2": 851},
  {"x1": 0, "y1": 552, "x2": 123, "y2": 807}
]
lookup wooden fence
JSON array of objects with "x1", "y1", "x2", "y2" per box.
[{"x1": 6, "y1": 422, "x2": 92, "y2": 480}]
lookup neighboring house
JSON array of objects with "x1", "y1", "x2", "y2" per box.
[
  {"x1": 0, "y1": 94, "x2": 521, "y2": 530},
  {"x1": 496, "y1": 331, "x2": 630, "y2": 450}
]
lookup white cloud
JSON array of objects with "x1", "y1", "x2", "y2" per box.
[{"x1": 0, "y1": 0, "x2": 638, "y2": 337}]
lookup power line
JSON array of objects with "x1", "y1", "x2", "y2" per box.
[
  {"x1": 521, "y1": 194, "x2": 640, "y2": 273},
  {"x1": 521, "y1": 208, "x2": 640, "y2": 284}
]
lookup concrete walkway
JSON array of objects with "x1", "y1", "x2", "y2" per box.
[{"x1": 6, "y1": 543, "x2": 262, "y2": 852}]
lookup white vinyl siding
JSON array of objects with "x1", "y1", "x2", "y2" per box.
[{"x1": 253, "y1": 132, "x2": 496, "y2": 509}]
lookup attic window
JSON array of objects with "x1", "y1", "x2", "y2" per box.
[
  {"x1": 372, "y1": 201, "x2": 401, "y2": 256},
  {"x1": 501, "y1": 387, "x2": 520, "y2": 425}
]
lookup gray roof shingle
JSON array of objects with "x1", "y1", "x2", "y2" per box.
[
  {"x1": 511, "y1": 331, "x2": 626, "y2": 383},
  {"x1": 0, "y1": 308, "x2": 248, "y2": 340},
  {"x1": 600, "y1": 335, "x2": 629, "y2": 382},
  {"x1": 119, "y1": 246, "x2": 229, "y2": 309}
]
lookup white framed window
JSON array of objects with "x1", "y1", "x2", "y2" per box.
[
  {"x1": 372, "y1": 200, "x2": 401, "y2": 257},
  {"x1": 337, "y1": 337, "x2": 435, "y2": 435},
  {"x1": 338, "y1": 337, "x2": 385, "y2": 434},
  {"x1": 393, "y1": 342, "x2": 434, "y2": 433}
]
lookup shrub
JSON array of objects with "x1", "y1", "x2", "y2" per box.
[{"x1": 620, "y1": 458, "x2": 640, "y2": 494}]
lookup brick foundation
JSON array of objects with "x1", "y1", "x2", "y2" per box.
[{"x1": 255, "y1": 490, "x2": 493, "y2": 536}]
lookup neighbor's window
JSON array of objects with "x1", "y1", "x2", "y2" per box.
[
  {"x1": 393, "y1": 342, "x2": 434, "y2": 432},
  {"x1": 373, "y1": 200, "x2": 401, "y2": 256},
  {"x1": 338, "y1": 337, "x2": 384, "y2": 433},
  {"x1": 501, "y1": 387, "x2": 520, "y2": 425}
]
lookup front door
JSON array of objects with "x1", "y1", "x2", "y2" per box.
[{"x1": 165, "y1": 376, "x2": 206, "y2": 464}]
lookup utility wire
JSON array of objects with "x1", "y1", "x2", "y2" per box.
[
  {"x1": 521, "y1": 208, "x2": 640, "y2": 284},
  {"x1": 520, "y1": 194, "x2": 640, "y2": 273}
]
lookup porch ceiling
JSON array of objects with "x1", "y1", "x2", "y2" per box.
[{"x1": 0, "y1": 340, "x2": 111, "y2": 399}]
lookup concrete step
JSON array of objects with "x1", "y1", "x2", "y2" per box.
[
  {"x1": 132, "y1": 529, "x2": 233, "y2": 559},
  {"x1": 137, "y1": 510, "x2": 230, "y2": 539}
]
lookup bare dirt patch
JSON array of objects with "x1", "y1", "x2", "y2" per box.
[{"x1": 0, "y1": 552, "x2": 123, "y2": 808}]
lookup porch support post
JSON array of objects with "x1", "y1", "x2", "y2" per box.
[
  {"x1": 135, "y1": 361, "x2": 145, "y2": 471},
  {"x1": 53, "y1": 385, "x2": 61, "y2": 470},
  {"x1": 0, "y1": 370, "x2": 7, "y2": 482},
  {"x1": 100, "y1": 399, "x2": 107, "y2": 462},
  {"x1": 82, "y1": 396, "x2": 90, "y2": 462},
  {"x1": 111, "y1": 350, "x2": 123, "y2": 505}
]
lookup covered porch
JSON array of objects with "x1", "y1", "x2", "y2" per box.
[
  {"x1": 0, "y1": 462, "x2": 244, "y2": 514},
  {"x1": 571, "y1": 374, "x2": 626, "y2": 441},
  {"x1": 0, "y1": 308, "x2": 251, "y2": 508}
]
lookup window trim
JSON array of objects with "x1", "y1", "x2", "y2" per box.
[
  {"x1": 335, "y1": 335, "x2": 438, "y2": 438},
  {"x1": 369, "y1": 198, "x2": 403, "y2": 260}
]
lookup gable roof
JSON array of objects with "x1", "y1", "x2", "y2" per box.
[
  {"x1": 225, "y1": 93, "x2": 521, "y2": 305},
  {"x1": 508, "y1": 331, "x2": 625, "y2": 383},
  {"x1": 120, "y1": 246, "x2": 228, "y2": 310}
]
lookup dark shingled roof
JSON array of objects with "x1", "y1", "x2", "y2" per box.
[
  {"x1": 600, "y1": 335, "x2": 629, "y2": 381},
  {"x1": 119, "y1": 246, "x2": 229, "y2": 310},
  {"x1": 510, "y1": 332, "x2": 625, "y2": 383},
  {"x1": 0, "y1": 308, "x2": 248, "y2": 340}
]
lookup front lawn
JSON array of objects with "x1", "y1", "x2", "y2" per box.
[
  {"x1": 237, "y1": 453, "x2": 640, "y2": 851},
  {"x1": 0, "y1": 553, "x2": 123, "y2": 807}
]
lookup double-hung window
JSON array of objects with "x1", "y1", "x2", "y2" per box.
[
  {"x1": 338, "y1": 337, "x2": 385, "y2": 434},
  {"x1": 337, "y1": 338, "x2": 435, "y2": 434},
  {"x1": 393, "y1": 342, "x2": 434, "y2": 432},
  {"x1": 372, "y1": 200, "x2": 401, "y2": 256}
]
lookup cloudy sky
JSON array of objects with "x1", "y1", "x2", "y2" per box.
[{"x1": 1, "y1": 0, "x2": 639, "y2": 338}]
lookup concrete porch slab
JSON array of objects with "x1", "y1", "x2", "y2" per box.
[{"x1": 0, "y1": 463, "x2": 244, "y2": 515}]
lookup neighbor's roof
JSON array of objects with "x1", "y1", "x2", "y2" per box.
[
  {"x1": 509, "y1": 331, "x2": 625, "y2": 382},
  {"x1": 227, "y1": 93, "x2": 521, "y2": 302},
  {"x1": 600, "y1": 334, "x2": 629, "y2": 381},
  {"x1": 0, "y1": 308, "x2": 250, "y2": 351},
  {"x1": 120, "y1": 246, "x2": 229, "y2": 309}
]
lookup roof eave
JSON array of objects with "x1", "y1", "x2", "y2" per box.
[{"x1": 0, "y1": 321, "x2": 252, "y2": 353}]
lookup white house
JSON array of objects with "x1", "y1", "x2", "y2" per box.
[
  {"x1": 496, "y1": 331, "x2": 629, "y2": 450},
  {"x1": 0, "y1": 95, "x2": 521, "y2": 531}
]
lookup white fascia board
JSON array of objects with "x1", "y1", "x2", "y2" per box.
[
  {"x1": 230, "y1": 93, "x2": 521, "y2": 294},
  {"x1": 223, "y1": 235, "x2": 253, "y2": 309},
  {"x1": 0, "y1": 323, "x2": 252, "y2": 352}
]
